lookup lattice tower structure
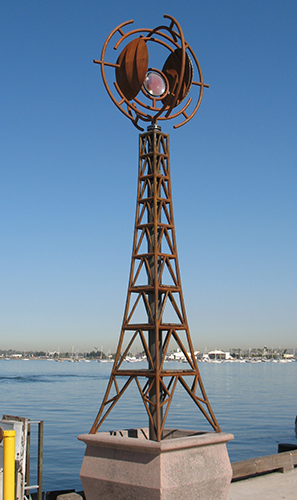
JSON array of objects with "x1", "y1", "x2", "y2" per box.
[{"x1": 90, "y1": 127, "x2": 221, "y2": 441}]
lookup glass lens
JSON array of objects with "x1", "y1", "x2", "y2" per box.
[{"x1": 144, "y1": 72, "x2": 166, "y2": 97}]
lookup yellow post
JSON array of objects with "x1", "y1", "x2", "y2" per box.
[{"x1": 3, "y1": 430, "x2": 16, "y2": 500}]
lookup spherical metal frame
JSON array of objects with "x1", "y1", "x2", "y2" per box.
[{"x1": 94, "y1": 15, "x2": 209, "y2": 130}]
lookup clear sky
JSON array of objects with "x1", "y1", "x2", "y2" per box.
[{"x1": 1, "y1": 1, "x2": 296, "y2": 353}]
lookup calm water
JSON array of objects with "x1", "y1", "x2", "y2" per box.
[{"x1": 0, "y1": 359, "x2": 296, "y2": 492}]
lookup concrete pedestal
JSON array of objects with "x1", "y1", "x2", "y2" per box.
[{"x1": 78, "y1": 428, "x2": 234, "y2": 500}]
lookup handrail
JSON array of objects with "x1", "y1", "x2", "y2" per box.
[{"x1": 25, "y1": 420, "x2": 43, "y2": 500}]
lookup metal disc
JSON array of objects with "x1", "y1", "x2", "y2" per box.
[
  {"x1": 116, "y1": 38, "x2": 148, "y2": 101},
  {"x1": 162, "y1": 48, "x2": 193, "y2": 107}
]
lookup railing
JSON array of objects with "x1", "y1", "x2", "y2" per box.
[{"x1": 24, "y1": 420, "x2": 43, "y2": 500}]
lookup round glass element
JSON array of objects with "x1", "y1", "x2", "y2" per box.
[{"x1": 143, "y1": 71, "x2": 167, "y2": 97}]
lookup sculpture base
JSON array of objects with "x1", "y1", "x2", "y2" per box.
[{"x1": 78, "y1": 428, "x2": 234, "y2": 500}]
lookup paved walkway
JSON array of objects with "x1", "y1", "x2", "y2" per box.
[{"x1": 227, "y1": 468, "x2": 297, "y2": 499}]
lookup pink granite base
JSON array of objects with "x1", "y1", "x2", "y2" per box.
[{"x1": 78, "y1": 428, "x2": 234, "y2": 500}]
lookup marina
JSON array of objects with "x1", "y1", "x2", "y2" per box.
[{"x1": 1, "y1": 346, "x2": 296, "y2": 364}]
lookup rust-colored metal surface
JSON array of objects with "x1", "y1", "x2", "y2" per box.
[
  {"x1": 90, "y1": 127, "x2": 221, "y2": 440},
  {"x1": 116, "y1": 38, "x2": 148, "y2": 101},
  {"x1": 94, "y1": 15, "x2": 209, "y2": 130},
  {"x1": 162, "y1": 48, "x2": 193, "y2": 107}
]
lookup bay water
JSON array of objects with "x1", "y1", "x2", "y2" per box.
[{"x1": 0, "y1": 359, "x2": 296, "y2": 492}]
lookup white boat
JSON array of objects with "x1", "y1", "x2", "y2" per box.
[{"x1": 125, "y1": 356, "x2": 138, "y2": 363}]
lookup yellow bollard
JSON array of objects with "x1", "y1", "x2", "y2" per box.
[{"x1": 3, "y1": 430, "x2": 16, "y2": 500}]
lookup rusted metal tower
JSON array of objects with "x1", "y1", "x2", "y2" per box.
[{"x1": 91, "y1": 15, "x2": 221, "y2": 441}]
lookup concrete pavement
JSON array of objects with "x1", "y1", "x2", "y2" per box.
[{"x1": 227, "y1": 468, "x2": 297, "y2": 499}]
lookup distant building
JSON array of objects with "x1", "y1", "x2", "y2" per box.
[{"x1": 208, "y1": 350, "x2": 232, "y2": 360}]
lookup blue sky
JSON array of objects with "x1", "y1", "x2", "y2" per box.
[{"x1": 1, "y1": 1, "x2": 296, "y2": 352}]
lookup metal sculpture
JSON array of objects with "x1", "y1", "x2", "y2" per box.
[
  {"x1": 94, "y1": 15, "x2": 209, "y2": 130},
  {"x1": 91, "y1": 15, "x2": 220, "y2": 441}
]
